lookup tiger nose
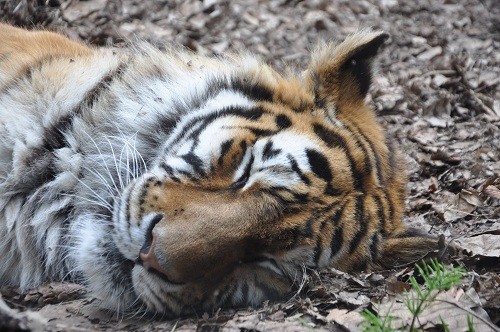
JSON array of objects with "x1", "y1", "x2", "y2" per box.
[{"x1": 138, "y1": 214, "x2": 171, "y2": 277}]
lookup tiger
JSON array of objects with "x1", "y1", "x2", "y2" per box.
[{"x1": 0, "y1": 23, "x2": 446, "y2": 315}]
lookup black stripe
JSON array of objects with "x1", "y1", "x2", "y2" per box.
[
  {"x1": 103, "y1": 240, "x2": 134, "y2": 288},
  {"x1": 76, "y1": 61, "x2": 129, "y2": 113},
  {"x1": 231, "y1": 78, "x2": 274, "y2": 102},
  {"x1": 218, "y1": 139, "x2": 234, "y2": 166},
  {"x1": 293, "y1": 100, "x2": 313, "y2": 113},
  {"x1": 330, "y1": 201, "x2": 348, "y2": 256},
  {"x1": 180, "y1": 152, "x2": 205, "y2": 176},
  {"x1": 55, "y1": 205, "x2": 74, "y2": 279},
  {"x1": 287, "y1": 154, "x2": 310, "y2": 185},
  {"x1": 313, "y1": 214, "x2": 333, "y2": 265},
  {"x1": 158, "y1": 164, "x2": 181, "y2": 184},
  {"x1": 369, "y1": 233, "x2": 379, "y2": 261},
  {"x1": 349, "y1": 195, "x2": 367, "y2": 254},
  {"x1": 305, "y1": 149, "x2": 333, "y2": 184},
  {"x1": 244, "y1": 127, "x2": 279, "y2": 137},
  {"x1": 177, "y1": 170, "x2": 198, "y2": 181},
  {"x1": 292, "y1": 192, "x2": 309, "y2": 203},
  {"x1": 301, "y1": 212, "x2": 317, "y2": 239},
  {"x1": 313, "y1": 237, "x2": 322, "y2": 265},
  {"x1": 262, "y1": 141, "x2": 282, "y2": 161},
  {"x1": 348, "y1": 121, "x2": 384, "y2": 186},
  {"x1": 156, "y1": 113, "x2": 178, "y2": 137},
  {"x1": 172, "y1": 75, "x2": 273, "y2": 119},
  {"x1": 254, "y1": 279, "x2": 283, "y2": 301},
  {"x1": 395, "y1": 227, "x2": 432, "y2": 239},
  {"x1": 373, "y1": 194, "x2": 387, "y2": 235},
  {"x1": 159, "y1": 161, "x2": 174, "y2": 174},
  {"x1": 313, "y1": 124, "x2": 365, "y2": 191},
  {"x1": 125, "y1": 190, "x2": 133, "y2": 233},
  {"x1": 325, "y1": 184, "x2": 343, "y2": 196},
  {"x1": 340, "y1": 122, "x2": 373, "y2": 183},
  {"x1": 264, "y1": 185, "x2": 309, "y2": 204},
  {"x1": 285, "y1": 227, "x2": 302, "y2": 249},
  {"x1": 215, "y1": 282, "x2": 236, "y2": 307},
  {"x1": 167, "y1": 106, "x2": 266, "y2": 152},
  {"x1": 386, "y1": 191, "x2": 395, "y2": 225},
  {"x1": 40, "y1": 115, "x2": 73, "y2": 152},
  {"x1": 330, "y1": 227, "x2": 344, "y2": 258},
  {"x1": 14, "y1": 148, "x2": 57, "y2": 191},
  {"x1": 239, "y1": 140, "x2": 248, "y2": 152},
  {"x1": 145, "y1": 281, "x2": 169, "y2": 310},
  {"x1": 275, "y1": 114, "x2": 292, "y2": 129},
  {"x1": 191, "y1": 107, "x2": 266, "y2": 150},
  {"x1": 231, "y1": 153, "x2": 254, "y2": 189}
]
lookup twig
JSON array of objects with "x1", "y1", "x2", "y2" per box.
[
  {"x1": 452, "y1": 62, "x2": 498, "y2": 118},
  {"x1": 407, "y1": 69, "x2": 457, "y2": 85},
  {"x1": 434, "y1": 298, "x2": 499, "y2": 331}
]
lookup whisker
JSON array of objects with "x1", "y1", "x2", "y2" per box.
[
  {"x1": 83, "y1": 130, "x2": 121, "y2": 193},
  {"x1": 81, "y1": 166, "x2": 115, "y2": 195},
  {"x1": 61, "y1": 192, "x2": 112, "y2": 211},
  {"x1": 106, "y1": 136, "x2": 125, "y2": 190}
]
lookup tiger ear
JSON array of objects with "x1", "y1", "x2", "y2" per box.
[{"x1": 305, "y1": 30, "x2": 389, "y2": 115}]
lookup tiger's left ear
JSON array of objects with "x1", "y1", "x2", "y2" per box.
[{"x1": 305, "y1": 30, "x2": 389, "y2": 114}]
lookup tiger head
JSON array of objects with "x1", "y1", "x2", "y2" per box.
[{"x1": 70, "y1": 30, "x2": 441, "y2": 314}]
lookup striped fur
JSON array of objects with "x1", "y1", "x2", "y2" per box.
[{"x1": 0, "y1": 24, "x2": 443, "y2": 315}]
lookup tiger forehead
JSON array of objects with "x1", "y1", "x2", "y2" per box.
[
  {"x1": 229, "y1": 100, "x2": 317, "y2": 129},
  {"x1": 208, "y1": 102, "x2": 327, "y2": 156}
]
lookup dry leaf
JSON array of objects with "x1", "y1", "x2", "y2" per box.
[
  {"x1": 438, "y1": 189, "x2": 483, "y2": 222},
  {"x1": 325, "y1": 309, "x2": 364, "y2": 331},
  {"x1": 425, "y1": 116, "x2": 448, "y2": 128},
  {"x1": 418, "y1": 46, "x2": 443, "y2": 60},
  {"x1": 483, "y1": 185, "x2": 500, "y2": 200},
  {"x1": 454, "y1": 234, "x2": 500, "y2": 257},
  {"x1": 376, "y1": 288, "x2": 497, "y2": 331}
]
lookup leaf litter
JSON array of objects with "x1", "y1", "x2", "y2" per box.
[{"x1": 0, "y1": 0, "x2": 499, "y2": 330}]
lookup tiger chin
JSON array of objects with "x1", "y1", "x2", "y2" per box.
[{"x1": 0, "y1": 23, "x2": 449, "y2": 316}]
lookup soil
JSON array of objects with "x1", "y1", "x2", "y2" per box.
[{"x1": 0, "y1": 0, "x2": 499, "y2": 331}]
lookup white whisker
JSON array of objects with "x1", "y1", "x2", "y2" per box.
[
  {"x1": 61, "y1": 192, "x2": 112, "y2": 211},
  {"x1": 83, "y1": 130, "x2": 121, "y2": 193}
]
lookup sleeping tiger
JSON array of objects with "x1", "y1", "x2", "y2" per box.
[{"x1": 0, "y1": 23, "x2": 444, "y2": 315}]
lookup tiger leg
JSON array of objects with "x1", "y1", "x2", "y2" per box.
[
  {"x1": 374, "y1": 228, "x2": 455, "y2": 269},
  {"x1": 205, "y1": 262, "x2": 294, "y2": 311}
]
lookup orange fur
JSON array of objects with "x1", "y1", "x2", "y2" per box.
[{"x1": 0, "y1": 23, "x2": 91, "y2": 90}]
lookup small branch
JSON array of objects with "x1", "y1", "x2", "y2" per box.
[
  {"x1": 452, "y1": 62, "x2": 498, "y2": 118},
  {"x1": 435, "y1": 298, "x2": 498, "y2": 331}
]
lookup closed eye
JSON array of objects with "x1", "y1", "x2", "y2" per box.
[{"x1": 231, "y1": 148, "x2": 254, "y2": 189}]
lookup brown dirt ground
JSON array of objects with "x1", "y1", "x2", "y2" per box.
[{"x1": 0, "y1": 0, "x2": 499, "y2": 331}]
